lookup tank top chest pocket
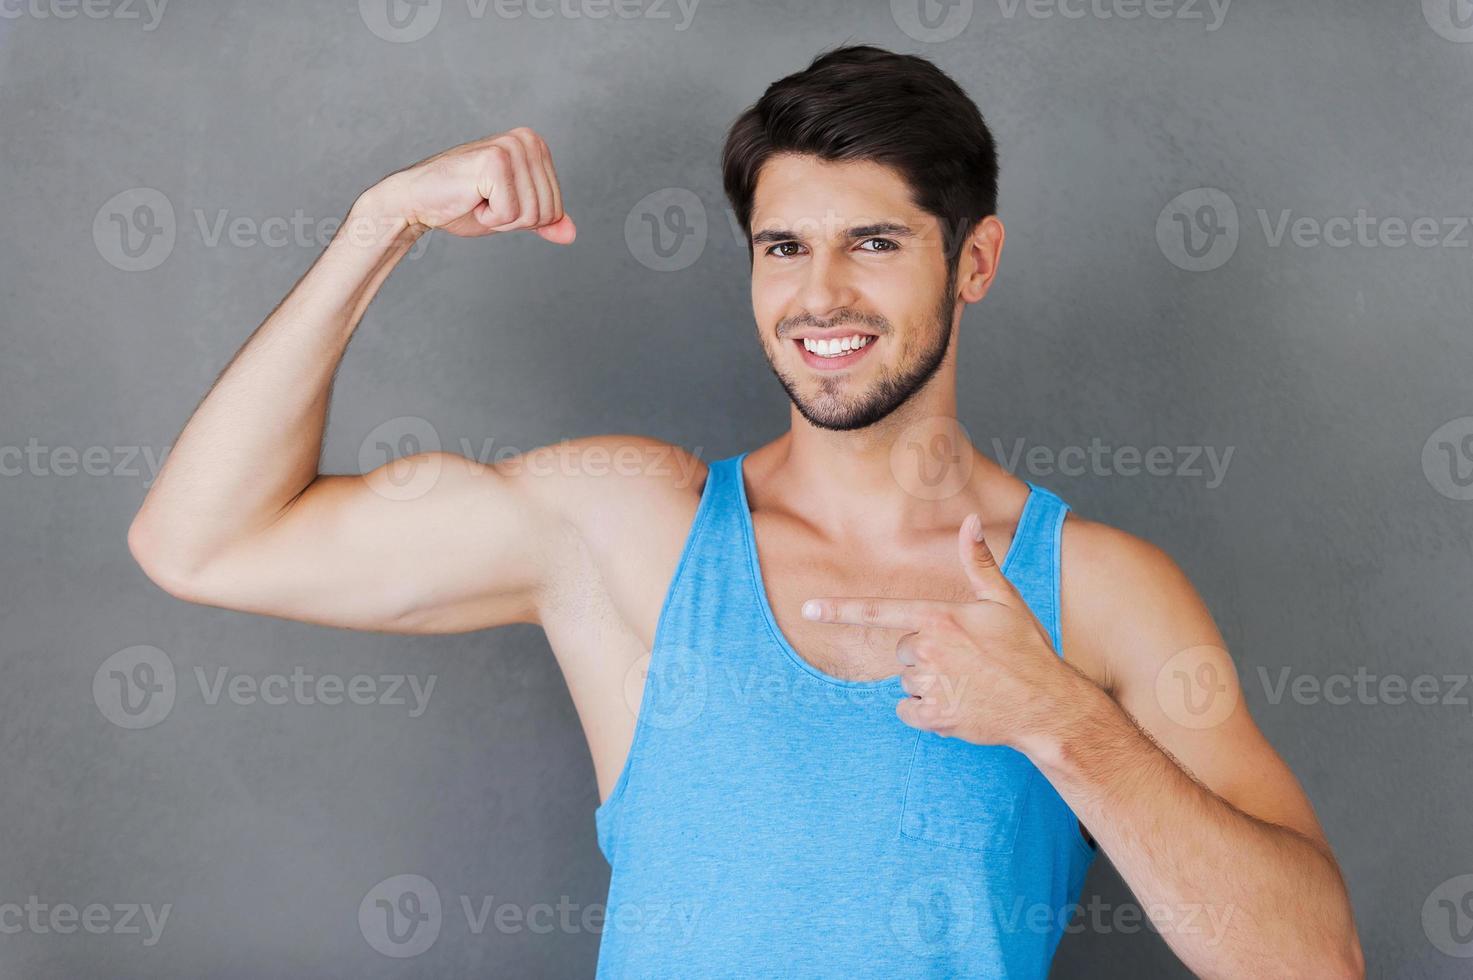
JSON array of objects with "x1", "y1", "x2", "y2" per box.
[{"x1": 899, "y1": 732, "x2": 1038, "y2": 854}]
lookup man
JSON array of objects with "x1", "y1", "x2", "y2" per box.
[{"x1": 128, "y1": 44, "x2": 1363, "y2": 978}]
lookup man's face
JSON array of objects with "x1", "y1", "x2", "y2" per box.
[{"x1": 748, "y1": 153, "x2": 959, "y2": 432}]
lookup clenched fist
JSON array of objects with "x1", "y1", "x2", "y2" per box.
[{"x1": 364, "y1": 127, "x2": 576, "y2": 244}]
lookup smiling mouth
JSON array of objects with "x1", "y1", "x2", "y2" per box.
[{"x1": 793, "y1": 334, "x2": 877, "y2": 370}]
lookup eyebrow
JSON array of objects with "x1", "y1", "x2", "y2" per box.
[{"x1": 750, "y1": 222, "x2": 916, "y2": 247}]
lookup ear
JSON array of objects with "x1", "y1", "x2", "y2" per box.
[{"x1": 956, "y1": 215, "x2": 1005, "y2": 304}]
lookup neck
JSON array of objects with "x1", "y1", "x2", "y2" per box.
[{"x1": 750, "y1": 371, "x2": 1007, "y2": 545}]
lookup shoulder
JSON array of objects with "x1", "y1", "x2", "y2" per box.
[
  {"x1": 1057, "y1": 508, "x2": 1224, "y2": 697},
  {"x1": 511, "y1": 433, "x2": 708, "y2": 520},
  {"x1": 510, "y1": 432, "x2": 710, "y2": 587}
]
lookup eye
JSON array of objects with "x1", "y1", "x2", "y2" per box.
[
  {"x1": 857, "y1": 238, "x2": 899, "y2": 252},
  {"x1": 764, "y1": 241, "x2": 805, "y2": 258}
]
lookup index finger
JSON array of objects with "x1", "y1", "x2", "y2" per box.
[{"x1": 800, "y1": 596, "x2": 949, "y2": 631}]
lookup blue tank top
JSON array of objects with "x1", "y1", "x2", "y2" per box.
[{"x1": 593, "y1": 451, "x2": 1095, "y2": 978}]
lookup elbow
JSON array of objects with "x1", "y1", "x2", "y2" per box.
[
  {"x1": 127, "y1": 518, "x2": 206, "y2": 602},
  {"x1": 1330, "y1": 933, "x2": 1365, "y2": 980},
  {"x1": 1328, "y1": 866, "x2": 1365, "y2": 979},
  {"x1": 1308, "y1": 916, "x2": 1364, "y2": 980}
]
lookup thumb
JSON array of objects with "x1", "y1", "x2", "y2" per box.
[
  {"x1": 534, "y1": 214, "x2": 577, "y2": 245},
  {"x1": 958, "y1": 513, "x2": 1011, "y2": 601}
]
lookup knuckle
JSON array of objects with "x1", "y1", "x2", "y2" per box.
[
  {"x1": 926, "y1": 608, "x2": 957, "y2": 633},
  {"x1": 482, "y1": 144, "x2": 512, "y2": 171},
  {"x1": 860, "y1": 598, "x2": 883, "y2": 625},
  {"x1": 504, "y1": 131, "x2": 537, "y2": 159},
  {"x1": 490, "y1": 137, "x2": 524, "y2": 163}
]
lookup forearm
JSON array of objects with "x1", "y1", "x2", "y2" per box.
[
  {"x1": 128, "y1": 185, "x2": 423, "y2": 574},
  {"x1": 1023, "y1": 687, "x2": 1362, "y2": 978}
]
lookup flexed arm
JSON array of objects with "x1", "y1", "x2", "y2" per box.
[{"x1": 127, "y1": 129, "x2": 580, "y2": 633}]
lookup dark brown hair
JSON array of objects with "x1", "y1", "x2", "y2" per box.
[{"x1": 721, "y1": 44, "x2": 999, "y2": 268}]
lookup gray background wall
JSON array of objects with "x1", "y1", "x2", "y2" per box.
[{"x1": 1, "y1": 0, "x2": 1469, "y2": 976}]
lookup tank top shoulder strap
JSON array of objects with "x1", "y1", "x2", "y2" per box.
[
  {"x1": 639, "y1": 452, "x2": 750, "y2": 648},
  {"x1": 1002, "y1": 482, "x2": 1071, "y2": 657},
  {"x1": 667, "y1": 450, "x2": 747, "y2": 584},
  {"x1": 698, "y1": 453, "x2": 748, "y2": 546}
]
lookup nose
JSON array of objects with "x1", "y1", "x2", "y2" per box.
[{"x1": 795, "y1": 248, "x2": 860, "y2": 322}]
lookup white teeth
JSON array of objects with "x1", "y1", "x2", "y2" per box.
[{"x1": 803, "y1": 335, "x2": 873, "y2": 357}]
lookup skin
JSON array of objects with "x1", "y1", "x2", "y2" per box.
[{"x1": 128, "y1": 131, "x2": 1364, "y2": 978}]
